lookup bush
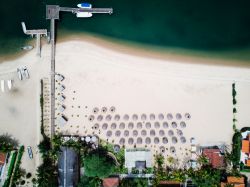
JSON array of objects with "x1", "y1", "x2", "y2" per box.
[
  {"x1": 3, "y1": 151, "x2": 17, "y2": 187},
  {"x1": 233, "y1": 98, "x2": 237, "y2": 105},
  {"x1": 12, "y1": 146, "x2": 25, "y2": 184},
  {"x1": 233, "y1": 108, "x2": 237, "y2": 113},
  {"x1": 26, "y1": 172, "x2": 32, "y2": 179},
  {"x1": 232, "y1": 132, "x2": 242, "y2": 167},
  {"x1": 241, "y1": 127, "x2": 250, "y2": 132}
]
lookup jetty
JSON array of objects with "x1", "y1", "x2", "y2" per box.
[
  {"x1": 21, "y1": 22, "x2": 47, "y2": 57},
  {"x1": 46, "y1": 5, "x2": 113, "y2": 138}
]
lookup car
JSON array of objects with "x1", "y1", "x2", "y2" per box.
[{"x1": 27, "y1": 146, "x2": 33, "y2": 159}]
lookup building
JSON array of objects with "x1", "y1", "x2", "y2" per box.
[
  {"x1": 125, "y1": 149, "x2": 152, "y2": 173},
  {"x1": 241, "y1": 132, "x2": 250, "y2": 166},
  {"x1": 0, "y1": 152, "x2": 7, "y2": 180},
  {"x1": 58, "y1": 147, "x2": 79, "y2": 187},
  {"x1": 102, "y1": 177, "x2": 119, "y2": 187},
  {"x1": 221, "y1": 176, "x2": 245, "y2": 187},
  {"x1": 201, "y1": 147, "x2": 225, "y2": 168}
]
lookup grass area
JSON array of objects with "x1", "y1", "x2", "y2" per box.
[
  {"x1": 11, "y1": 145, "x2": 25, "y2": 186},
  {"x1": 3, "y1": 151, "x2": 17, "y2": 187}
]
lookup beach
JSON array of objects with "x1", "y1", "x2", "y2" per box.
[{"x1": 1, "y1": 35, "x2": 250, "y2": 176}]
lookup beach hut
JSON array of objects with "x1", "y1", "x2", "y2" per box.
[
  {"x1": 59, "y1": 85, "x2": 65, "y2": 92},
  {"x1": 58, "y1": 105, "x2": 66, "y2": 112},
  {"x1": 85, "y1": 136, "x2": 91, "y2": 142},
  {"x1": 55, "y1": 74, "x2": 65, "y2": 81},
  {"x1": 91, "y1": 136, "x2": 97, "y2": 143},
  {"x1": 58, "y1": 95, "x2": 66, "y2": 102},
  {"x1": 1, "y1": 80, "x2": 5, "y2": 92}
]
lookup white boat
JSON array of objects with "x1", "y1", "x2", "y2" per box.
[
  {"x1": 21, "y1": 45, "x2": 33, "y2": 51},
  {"x1": 77, "y1": 3, "x2": 92, "y2": 8},
  {"x1": 1, "y1": 80, "x2": 5, "y2": 92},
  {"x1": 17, "y1": 68, "x2": 22, "y2": 80},
  {"x1": 7, "y1": 80, "x2": 13, "y2": 90}
]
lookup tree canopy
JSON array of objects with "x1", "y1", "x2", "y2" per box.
[
  {"x1": 0, "y1": 133, "x2": 19, "y2": 152},
  {"x1": 120, "y1": 178, "x2": 148, "y2": 187},
  {"x1": 84, "y1": 152, "x2": 116, "y2": 178}
]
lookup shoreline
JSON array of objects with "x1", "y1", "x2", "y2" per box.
[{"x1": 1, "y1": 31, "x2": 250, "y2": 68}]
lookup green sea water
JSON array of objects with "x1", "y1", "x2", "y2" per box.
[{"x1": 1, "y1": 0, "x2": 250, "y2": 61}]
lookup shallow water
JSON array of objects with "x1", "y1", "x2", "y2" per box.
[{"x1": 1, "y1": 0, "x2": 250, "y2": 60}]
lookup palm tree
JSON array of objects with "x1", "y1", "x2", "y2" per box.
[{"x1": 0, "y1": 133, "x2": 19, "y2": 152}]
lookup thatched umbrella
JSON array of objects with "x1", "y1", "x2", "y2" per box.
[
  {"x1": 105, "y1": 115, "x2": 112, "y2": 121},
  {"x1": 128, "y1": 122, "x2": 134, "y2": 129},
  {"x1": 110, "y1": 106, "x2": 116, "y2": 113},
  {"x1": 170, "y1": 146, "x2": 176, "y2": 154},
  {"x1": 185, "y1": 113, "x2": 191, "y2": 120},
  {"x1": 150, "y1": 114, "x2": 155, "y2": 120},
  {"x1": 177, "y1": 130, "x2": 183, "y2": 136},
  {"x1": 158, "y1": 113, "x2": 164, "y2": 120},
  {"x1": 154, "y1": 122, "x2": 160, "y2": 128},
  {"x1": 123, "y1": 114, "x2": 129, "y2": 121},
  {"x1": 167, "y1": 113, "x2": 173, "y2": 120},
  {"x1": 128, "y1": 138, "x2": 134, "y2": 145},
  {"x1": 106, "y1": 131, "x2": 112, "y2": 137},
  {"x1": 132, "y1": 114, "x2": 138, "y2": 121},
  {"x1": 111, "y1": 123, "x2": 117, "y2": 129},
  {"x1": 114, "y1": 114, "x2": 120, "y2": 121},
  {"x1": 163, "y1": 137, "x2": 168, "y2": 144},
  {"x1": 159, "y1": 130, "x2": 165, "y2": 136},
  {"x1": 97, "y1": 115, "x2": 103, "y2": 121},
  {"x1": 88, "y1": 115, "x2": 95, "y2": 122},
  {"x1": 119, "y1": 123, "x2": 125, "y2": 129},
  {"x1": 102, "y1": 123, "x2": 108, "y2": 130},
  {"x1": 160, "y1": 146, "x2": 165, "y2": 153},
  {"x1": 133, "y1": 130, "x2": 138, "y2": 137},
  {"x1": 150, "y1": 130, "x2": 156, "y2": 136},
  {"x1": 119, "y1": 138, "x2": 125, "y2": 145},
  {"x1": 176, "y1": 113, "x2": 182, "y2": 120},
  {"x1": 93, "y1": 107, "x2": 99, "y2": 114},
  {"x1": 115, "y1": 130, "x2": 121, "y2": 137},
  {"x1": 180, "y1": 121, "x2": 186, "y2": 128},
  {"x1": 146, "y1": 122, "x2": 151, "y2": 129},
  {"x1": 145, "y1": 137, "x2": 151, "y2": 144},
  {"x1": 141, "y1": 114, "x2": 147, "y2": 121},
  {"x1": 172, "y1": 136, "x2": 178, "y2": 144},
  {"x1": 163, "y1": 122, "x2": 169, "y2": 128},
  {"x1": 141, "y1": 130, "x2": 147, "y2": 136},
  {"x1": 168, "y1": 130, "x2": 174, "y2": 136},
  {"x1": 180, "y1": 136, "x2": 186, "y2": 144},
  {"x1": 154, "y1": 137, "x2": 160, "y2": 144},
  {"x1": 137, "y1": 137, "x2": 143, "y2": 144},
  {"x1": 101, "y1": 107, "x2": 107, "y2": 113},
  {"x1": 137, "y1": 122, "x2": 142, "y2": 129},
  {"x1": 171, "y1": 122, "x2": 177, "y2": 128},
  {"x1": 124, "y1": 130, "x2": 129, "y2": 137}
]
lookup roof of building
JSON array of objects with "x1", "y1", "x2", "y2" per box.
[
  {"x1": 157, "y1": 180, "x2": 182, "y2": 187},
  {"x1": 202, "y1": 148, "x2": 225, "y2": 168},
  {"x1": 102, "y1": 177, "x2": 119, "y2": 187},
  {"x1": 58, "y1": 147, "x2": 79, "y2": 187},
  {"x1": 247, "y1": 160, "x2": 250, "y2": 167},
  {"x1": 125, "y1": 149, "x2": 152, "y2": 168},
  {"x1": 242, "y1": 140, "x2": 250, "y2": 153},
  {"x1": 221, "y1": 176, "x2": 245, "y2": 187},
  {"x1": 0, "y1": 152, "x2": 6, "y2": 165}
]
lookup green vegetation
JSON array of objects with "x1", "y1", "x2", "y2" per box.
[
  {"x1": 120, "y1": 178, "x2": 148, "y2": 187},
  {"x1": 0, "y1": 134, "x2": 19, "y2": 153},
  {"x1": 12, "y1": 145, "x2": 25, "y2": 186},
  {"x1": 84, "y1": 150, "x2": 116, "y2": 178},
  {"x1": 3, "y1": 151, "x2": 17, "y2": 187},
  {"x1": 231, "y1": 131, "x2": 242, "y2": 168},
  {"x1": 35, "y1": 80, "x2": 58, "y2": 187},
  {"x1": 232, "y1": 83, "x2": 238, "y2": 131},
  {"x1": 77, "y1": 176, "x2": 101, "y2": 187}
]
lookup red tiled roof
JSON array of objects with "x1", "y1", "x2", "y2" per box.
[
  {"x1": 202, "y1": 148, "x2": 225, "y2": 168},
  {"x1": 242, "y1": 140, "x2": 250, "y2": 153},
  {"x1": 0, "y1": 152, "x2": 6, "y2": 165},
  {"x1": 246, "y1": 160, "x2": 250, "y2": 167},
  {"x1": 103, "y1": 177, "x2": 119, "y2": 187}
]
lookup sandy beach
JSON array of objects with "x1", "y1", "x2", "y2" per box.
[{"x1": 1, "y1": 35, "x2": 250, "y2": 176}]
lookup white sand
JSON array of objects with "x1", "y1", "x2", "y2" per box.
[{"x1": 1, "y1": 36, "x2": 250, "y2": 172}]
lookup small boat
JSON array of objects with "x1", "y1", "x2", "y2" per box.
[
  {"x1": 1, "y1": 80, "x2": 5, "y2": 92},
  {"x1": 21, "y1": 45, "x2": 33, "y2": 51},
  {"x1": 77, "y1": 3, "x2": 92, "y2": 8},
  {"x1": 7, "y1": 80, "x2": 13, "y2": 90}
]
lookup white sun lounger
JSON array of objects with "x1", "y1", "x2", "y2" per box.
[
  {"x1": 7, "y1": 80, "x2": 13, "y2": 90},
  {"x1": 1, "y1": 80, "x2": 5, "y2": 92}
]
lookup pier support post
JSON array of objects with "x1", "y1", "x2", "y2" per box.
[{"x1": 36, "y1": 34, "x2": 41, "y2": 57}]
